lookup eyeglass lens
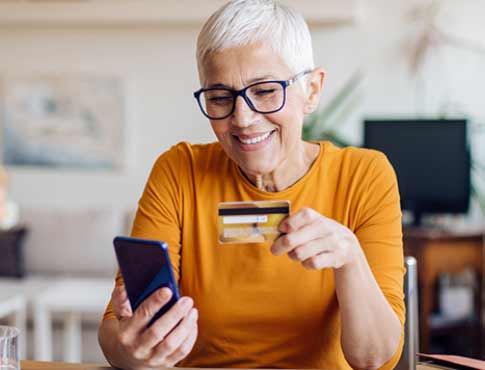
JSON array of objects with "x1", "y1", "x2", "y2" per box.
[{"x1": 199, "y1": 81, "x2": 284, "y2": 119}]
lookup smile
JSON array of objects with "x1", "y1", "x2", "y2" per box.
[{"x1": 233, "y1": 130, "x2": 276, "y2": 145}]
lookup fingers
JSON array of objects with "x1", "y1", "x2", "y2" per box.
[
  {"x1": 287, "y1": 238, "x2": 333, "y2": 262},
  {"x1": 272, "y1": 208, "x2": 360, "y2": 270},
  {"x1": 151, "y1": 307, "x2": 198, "y2": 363},
  {"x1": 164, "y1": 321, "x2": 198, "y2": 366},
  {"x1": 300, "y1": 233, "x2": 354, "y2": 270},
  {"x1": 279, "y1": 208, "x2": 320, "y2": 233},
  {"x1": 121, "y1": 288, "x2": 174, "y2": 339},
  {"x1": 271, "y1": 221, "x2": 326, "y2": 256},
  {"x1": 136, "y1": 296, "x2": 194, "y2": 350},
  {"x1": 302, "y1": 251, "x2": 342, "y2": 270},
  {"x1": 116, "y1": 290, "x2": 198, "y2": 369},
  {"x1": 111, "y1": 284, "x2": 132, "y2": 320}
]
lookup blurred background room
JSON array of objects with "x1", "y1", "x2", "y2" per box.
[{"x1": 0, "y1": 0, "x2": 483, "y2": 365}]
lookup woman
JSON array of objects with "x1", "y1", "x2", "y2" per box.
[{"x1": 98, "y1": 1, "x2": 405, "y2": 369}]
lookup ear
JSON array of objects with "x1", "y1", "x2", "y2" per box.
[{"x1": 303, "y1": 67, "x2": 325, "y2": 115}]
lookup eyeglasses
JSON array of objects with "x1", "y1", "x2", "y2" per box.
[{"x1": 193, "y1": 70, "x2": 312, "y2": 120}]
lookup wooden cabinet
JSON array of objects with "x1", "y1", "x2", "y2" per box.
[{"x1": 403, "y1": 229, "x2": 484, "y2": 356}]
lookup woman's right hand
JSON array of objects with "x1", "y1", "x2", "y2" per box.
[{"x1": 111, "y1": 284, "x2": 198, "y2": 370}]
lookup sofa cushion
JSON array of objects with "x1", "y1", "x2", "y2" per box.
[
  {"x1": 21, "y1": 208, "x2": 124, "y2": 277},
  {"x1": 0, "y1": 226, "x2": 28, "y2": 277}
]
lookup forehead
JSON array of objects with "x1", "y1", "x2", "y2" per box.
[{"x1": 200, "y1": 43, "x2": 292, "y2": 86}]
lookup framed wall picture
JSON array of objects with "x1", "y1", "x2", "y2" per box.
[{"x1": 0, "y1": 75, "x2": 125, "y2": 170}]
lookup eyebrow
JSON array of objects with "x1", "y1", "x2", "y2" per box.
[{"x1": 207, "y1": 74, "x2": 278, "y2": 89}]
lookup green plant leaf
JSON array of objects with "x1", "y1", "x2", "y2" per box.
[{"x1": 302, "y1": 71, "x2": 362, "y2": 143}]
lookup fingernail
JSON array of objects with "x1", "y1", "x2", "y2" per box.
[
  {"x1": 180, "y1": 297, "x2": 193, "y2": 307},
  {"x1": 279, "y1": 222, "x2": 288, "y2": 233},
  {"x1": 191, "y1": 308, "x2": 198, "y2": 320},
  {"x1": 160, "y1": 288, "x2": 172, "y2": 299}
]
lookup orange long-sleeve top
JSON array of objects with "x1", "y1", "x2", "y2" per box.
[{"x1": 103, "y1": 141, "x2": 405, "y2": 369}]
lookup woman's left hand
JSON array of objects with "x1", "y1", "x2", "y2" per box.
[{"x1": 270, "y1": 208, "x2": 363, "y2": 270}]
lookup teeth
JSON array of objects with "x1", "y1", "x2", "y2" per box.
[{"x1": 238, "y1": 131, "x2": 272, "y2": 145}]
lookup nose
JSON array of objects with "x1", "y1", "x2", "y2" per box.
[{"x1": 231, "y1": 95, "x2": 258, "y2": 128}]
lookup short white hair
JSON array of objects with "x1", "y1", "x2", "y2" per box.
[{"x1": 196, "y1": 0, "x2": 315, "y2": 85}]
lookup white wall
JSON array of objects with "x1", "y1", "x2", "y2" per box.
[
  {"x1": 1, "y1": 0, "x2": 485, "y2": 220},
  {"x1": 1, "y1": 25, "x2": 210, "y2": 208}
]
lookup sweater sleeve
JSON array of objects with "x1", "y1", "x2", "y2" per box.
[{"x1": 354, "y1": 151, "x2": 406, "y2": 369}]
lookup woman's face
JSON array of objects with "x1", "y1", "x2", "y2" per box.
[{"x1": 201, "y1": 43, "x2": 308, "y2": 177}]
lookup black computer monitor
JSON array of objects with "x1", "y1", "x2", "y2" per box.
[{"x1": 363, "y1": 119, "x2": 471, "y2": 227}]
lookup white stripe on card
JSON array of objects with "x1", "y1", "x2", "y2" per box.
[{"x1": 223, "y1": 215, "x2": 268, "y2": 224}]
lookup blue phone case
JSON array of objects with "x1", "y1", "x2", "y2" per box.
[{"x1": 113, "y1": 236, "x2": 180, "y2": 326}]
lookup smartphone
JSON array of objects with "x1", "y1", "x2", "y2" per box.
[{"x1": 113, "y1": 236, "x2": 180, "y2": 326}]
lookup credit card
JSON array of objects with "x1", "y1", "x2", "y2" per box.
[{"x1": 218, "y1": 200, "x2": 290, "y2": 244}]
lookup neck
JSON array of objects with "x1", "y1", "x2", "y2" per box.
[{"x1": 245, "y1": 141, "x2": 320, "y2": 192}]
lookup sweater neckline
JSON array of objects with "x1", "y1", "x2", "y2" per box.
[{"x1": 232, "y1": 141, "x2": 326, "y2": 198}]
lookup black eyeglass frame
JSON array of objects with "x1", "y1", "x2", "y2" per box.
[{"x1": 193, "y1": 69, "x2": 312, "y2": 120}]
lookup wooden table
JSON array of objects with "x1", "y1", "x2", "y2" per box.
[
  {"x1": 21, "y1": 361, "x2": 109, "y2": 370},
  {"x1": 403, "y1": 228, "x2": 484, "y2": 355},
  {"x1": 19, "y1": 360, "x2": 448, "y2": 370}
]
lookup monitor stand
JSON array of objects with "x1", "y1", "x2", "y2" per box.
[{"x1": 412, "y1": 211, "x2": 422, "y2": 228}]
